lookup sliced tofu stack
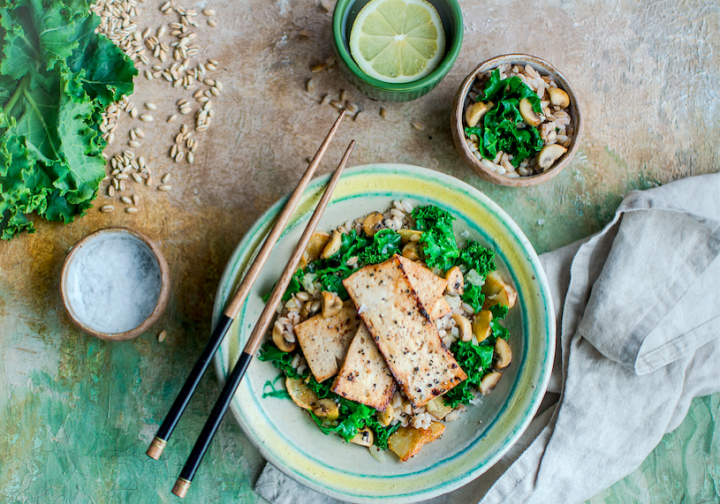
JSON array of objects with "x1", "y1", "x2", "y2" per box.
[
  {"x1": 396, "y1": 255, "x2": 450, "y2": 320},
  {"x1": 343, "y1": 256, "x2": 467, "y2": 407},
  {"x1": 331, "y1": 324, "x2": 396, "y2": 411},
  {"x1": 294, "y1": 300, "x2": 361, "y2": 382},
  {"x1": 332, "y1": 323, "x2": 395, "y2": 411}
]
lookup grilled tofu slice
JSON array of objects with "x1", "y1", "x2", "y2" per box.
[
  {"x1": 294, "y1": 300, "x2": 361, "y2": 382},
  {"x1": 430, "y1": 297, "x2": 451, "y2": 319},
  {"x1": 396, "y1": 256, "x2": 447, "y2": 320},
  {"x1": 343, "y1": 257, "x2": 467, "y2": 407},
  {"x1": 331, "y1": 324, "x2": 396, "y2": 411}
]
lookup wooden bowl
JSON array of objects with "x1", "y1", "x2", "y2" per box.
[
  {"x1": 60, "y1": 227, "x2": 171, "y2": 341},
  {"x1": 451, "y1": 54, "x2": 583, "y2": 187}
]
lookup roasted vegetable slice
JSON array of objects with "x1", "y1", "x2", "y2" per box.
[
  {"x1": 425, "y1": 396, "x2": 454, "y2": 420},
  {"x1": 387, "y1": 422, "x2": 445, "y2": 461},
  {"x1": 286, "y1": 377, "x2": 319, "y2": 410}
]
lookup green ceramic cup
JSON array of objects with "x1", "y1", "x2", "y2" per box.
[{"x1": 332, "y1": 0, "x2": 464, "y2": 102}]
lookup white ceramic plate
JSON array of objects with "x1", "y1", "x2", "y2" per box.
[{"x1": 213, "y1": 164, "x2": 555, "y2": 503}]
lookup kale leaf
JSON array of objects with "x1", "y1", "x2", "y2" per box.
[
  {"x1": 465, "y1": 69, "x2": 544, "y2": 168},
  {"x1": 261, "y1": 341, "x2": 398, "y2": 449},
  {"x1": 0, "y1": 0, "x2": 137, "y2": 239},
  {"x1": 459, "y1": 241, "x2": 496, "y2": 278},
  {"x1": 460, "y1": 283, "x2": 485, "y2": 313},
  {"x1": 411, "y1": 206, "x2": 460, "y2": 271},
  {"x1": 359, "y1": 229, "x2": 401, "y2": 264},
  {"x1": 443, "y1": 340, "x2": 495, "y2": 408}
]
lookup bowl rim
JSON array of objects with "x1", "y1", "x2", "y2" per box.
[
  {"x1": 451, "y1": 53, "x2": 584, "y2": 187},
  {"x1": 332, "y1": 0, "x2": 464, "y2": 92},
  {"x1": 59, "y1": 226, "x2": 171, "y2": 341},
  {"x1": 212, "y1": 164, "x2": 556, "y2": 503}
]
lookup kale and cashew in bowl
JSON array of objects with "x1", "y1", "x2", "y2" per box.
[{"x1": 452, "y1": 54, "x2": 583, "y2": 187}]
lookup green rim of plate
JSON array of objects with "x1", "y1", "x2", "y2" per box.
[{"x1": 212, "y1": 164, "x2": 555, "y2": 503}]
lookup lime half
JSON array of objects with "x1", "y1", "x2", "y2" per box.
[{"x1": 349, "y1": 0, "x2": 446, "y2": 84}]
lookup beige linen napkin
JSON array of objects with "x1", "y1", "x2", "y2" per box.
[{"x1": 255, "y1": 172, "x2": 720, "y2": 504}]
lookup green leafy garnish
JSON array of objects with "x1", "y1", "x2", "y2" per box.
[
  {"x1": 490, "y1": 304, "x2": 508, "y2": 319},
  {"x1": 359, "y1": 229, "x2": 401, "y2": 264},
  {"x1": 411, "y1": 206, "x2": 459, "y2": 271},
  {"x1": 459, "y1": 241, "x2": 496, "y2": 278},
  {"x1": 260, "y1": 341, "x2": 399, "y2": 449},
  {"x1": 0, "y1": 0, "x2": 137, "y2": 240},
  {"x1": 258, "y1": 343, "x2": 302, "y2": 379},
  {"x1": 465, "y1": 69, "x2": 544, "y2": 168},
  {"x1": 460, "y1": 283, "x2": 485, "y2": 313},
  {"x1": 262, "y1": 374, "x2": 291, "y2": 399},
  {"x1": 490, "y1": 304, "x2": 510, "y2": 340},
  {"x1": 443, "y1": 340, "x2": 495, "y2": 408}
]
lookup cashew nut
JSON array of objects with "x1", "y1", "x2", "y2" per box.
[
  {"x1": 321, "y1": 290, "x2": 343, "y2": 318},
  {"x1": 519, "y1": 98, "x2": 542, "y2": 127},
  {"x1": 363, "y1": 212, "x2": 384, "y2": 237},
  {"x1": 444, "y1": 266, "x2": 464, "y2": 295},
  {"x1": 547, "y1": 87, "x2": 570, "y2": 108},
  {"x1": 322, "y1": 230, "x2": 342, "y2": 259},
  {"x1": 537, "y1": 144, "x2": 567, "y2": 170}
]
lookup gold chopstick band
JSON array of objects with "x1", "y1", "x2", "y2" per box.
[
  {"x1": 146, "y1": 437, "x2": 167, "y2": 460},
  {"x1": 172, "y1": 478, "x2": 192, "y2": 498}
]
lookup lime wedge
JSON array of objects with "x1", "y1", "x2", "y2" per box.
[{"x1": 349, "y1": 0, "x2": 446, "y2": 84}]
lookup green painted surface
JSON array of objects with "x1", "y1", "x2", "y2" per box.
[{"x1": 1, "y1": 0, "x2": 719, "y2": 502}]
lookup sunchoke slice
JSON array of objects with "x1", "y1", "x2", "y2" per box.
[
  {"x1": 350, "y1": 427, "x2": 374, "y2": 447},
  {"x1": 286, "y1": 377, "x2": 319, "y2": 410},
  {"x1": 387, "y1": 422, "x2": 445, "y2": 461},
  {"x1": 301, "y1": 231, "x2": 330, "y2": 268},
  {"x1": 363, "y1": 212, "x2": 384, "y2": 237}
]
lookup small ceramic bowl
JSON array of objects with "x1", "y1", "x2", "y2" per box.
[
  {"x1": 60, "y1": 227, "x2": 170, "y2": 341},
  {"x1": 451, "y1": 54, "x2": 583, "y2": 187},
  {"x1": 332, "y1": 0, "x2": 463, "y2": 102}
]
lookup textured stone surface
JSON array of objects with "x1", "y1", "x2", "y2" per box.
[{"x1": 0, "y1": 0, "x2": 718, "y2": 502}]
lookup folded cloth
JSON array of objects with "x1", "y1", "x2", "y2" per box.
[{"x1": 255, "y1": 173, "x2": 720, "y2": 504}]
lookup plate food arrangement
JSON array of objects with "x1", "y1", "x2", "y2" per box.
[
  {"x1": 213, "y1": 164, "x2": 555, "y2": 503},
  {"x1": 259, "y1": 200, "x2": 517, "y2": 461}
]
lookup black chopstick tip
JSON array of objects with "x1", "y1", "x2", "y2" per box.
[
  {"x1": 172, "y1": 478, "x2": 191, "y2": 499},
  {"x1": 146, "y1": 436, "x2": 167, "y2": 460}
]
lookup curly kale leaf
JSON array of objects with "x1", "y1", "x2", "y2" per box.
[
  {"x1": 443, "y1": 340, "x2": 495, "y2": 408},
  {"x1": 0, "y1": 0, "x2": 137, "y2": 239},
  {"x1": 358, "y1": 229, "x2": 401, "y2": 264},
  {"x1": 466, "y1": 69, "x2": 544, "y2": 168},
  {"x1": 411, "y1": 206, "x2": 460, "y2": 271}
]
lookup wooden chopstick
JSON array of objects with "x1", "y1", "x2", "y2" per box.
[
  {"x1": 171, "y1": 140, "x2": 356, "y2": 499},
  {"x1": 146, "y1": 111, "x2": 347, "y2": 461}
]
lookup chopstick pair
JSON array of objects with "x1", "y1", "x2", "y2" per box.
[{"x1": 145, "y1": 111, "x2": 355, "y2": 498}]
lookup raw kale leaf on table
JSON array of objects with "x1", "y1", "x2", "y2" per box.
[{"x1": 0, "y1": 0, "x2": 137, "y2": 240}]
